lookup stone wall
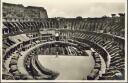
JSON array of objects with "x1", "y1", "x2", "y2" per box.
[{"x1": 3, "y1": 2, "x2": 48, "y2": 18}]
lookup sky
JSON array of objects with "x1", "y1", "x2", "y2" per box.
[{"x1": 2, "y1": 0, "x2": 126, "y2": 18}]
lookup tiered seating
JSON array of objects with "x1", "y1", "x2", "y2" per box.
[
  {"x1": 3, "y1": 15, "x2": 124, "y2": 37},
  {"x1": 2, "y1": 33, "x2": 54, "y2": 80},
  {"x1": 87, "y1": 52, "x2": 101, "y2": 80},
  {"x1": 58, "y1": 30, "x2": 124, "y2": 80},
  {"x1": 2, "y1": 14, "x2": 125, "y2": 80},
  {"x1": 3, "y1": 37, "x2": 15, "y2": 55},
  {"x1": 8, "y1": 52, "x2": 29, "y2": 80},
  {"x1": 24, "y1": 51, "x2": 58, "y2": 80}
]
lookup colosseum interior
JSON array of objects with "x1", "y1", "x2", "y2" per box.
[{"x1": 1, "y1": 1, "x2": 126, "y2": 81}]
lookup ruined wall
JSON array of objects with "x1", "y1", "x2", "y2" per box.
[{"x1": 3, "y1": 2, "x2": 48, "y2": 18}]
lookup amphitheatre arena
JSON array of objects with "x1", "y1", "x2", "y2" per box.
[{"x1": 1, "y1": 0, "x2": 126, "y2": 81}]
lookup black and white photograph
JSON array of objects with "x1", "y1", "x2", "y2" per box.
[{"x1": 0, "y1": 0, "x2": 127, "y2": 82}]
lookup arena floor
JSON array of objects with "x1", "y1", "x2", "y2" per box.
[{"x1": 38, "y1": 50, "x2": 95, "y2": 80}]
